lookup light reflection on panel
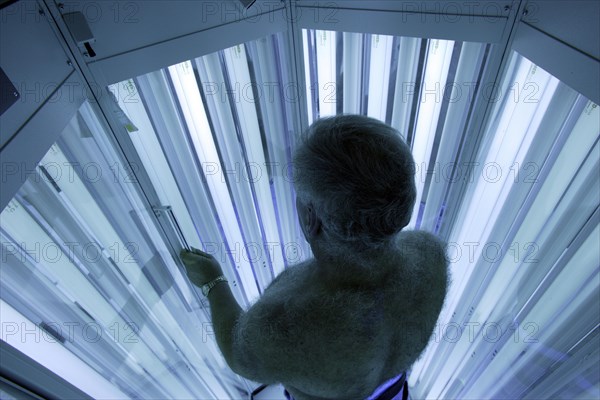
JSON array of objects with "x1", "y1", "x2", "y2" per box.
[
  {"x1": 407, "y1": 53, "x2": 600, "y2": 400},
  {"x1": 0, "y1": 102, "x2": 245, "y2": 399}
]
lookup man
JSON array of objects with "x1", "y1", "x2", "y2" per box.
[{"x1": 182, "y1": 115, "x2": 449, "y2": 400}]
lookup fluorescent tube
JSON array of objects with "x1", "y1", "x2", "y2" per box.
[
  {"x1": 302, "y1": 29, "x2": 315, "y2": 124},
  {"x1": 168, "y1": 59, "x2": 260, "y2": 302},
  {"x1": 390, "y1": 37, "x2": 421, "y2": 139},
  {"x1": 0, "y1": 300, "x2": 129, "y2": 399},
  {"x1": 342, "y1": 32, "x2": 362, "y2": 114},
  {"x1": 315, "y1": 30, "x2": 337, "y2": 118},
  {"x1": 222, "y1": 44, "x2": 287, "y2": 287},
  {"x1": 366, "y1": 34, "x2": 393, "y2": 121},
  {"x1": 407, "y1": 39, "x2": 455, "y2": 230}
]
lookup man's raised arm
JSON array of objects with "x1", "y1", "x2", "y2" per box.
[{"x1": 180, "y1": 249, "x2": 287, "y2": 383}]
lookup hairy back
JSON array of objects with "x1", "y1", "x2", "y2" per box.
[{"x1": 232, "y1": 230, "x2": 448, "y2": 400}]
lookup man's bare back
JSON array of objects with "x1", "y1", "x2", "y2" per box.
[{"x1": 231, "y1": 230, "x2": 448, "y2": 400}]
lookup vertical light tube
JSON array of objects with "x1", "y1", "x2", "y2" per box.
[
  {"x1": 168, "y1": 60, "x2": 260, "y2": 302},
  {"x1": 79, "y1": 98, "x2": 239, "y2": 397},
  {"x1": 342, "y1": 32, "x2": 362, "y2": 114},
  {"x1": 409, "y1": 53, "x2": 520, "y2": 392},
  {"x1": 109, "y1": 79, "x2": 201, "y2": 248},
  {"x1": 109, "y1": 81, "x2": 202, "y2": 251},
  {"x1": 411, "y1": 55, "x2": 599, "y2": 400},
  {"x1": 419, "y1": 42, "x2": 487, "y2": 232},
  {"x1": 464, "y1": 223, "x2": 600, "y2": 399},
  {"x1": 248, "y1": 36, "x2": 302, "y2": 272},
  {"x1": 0, "y1": 300, "x2": 129, "y2": 399},
  {"x1": 197, "y1": 50, "x2": 271, "y2": 297},
  {"x1": 455, "y1": 75, "x2": 559, "y2": 326},
  {"x1": 0, "y1": 181, "x2": 199, "y2": 399},
  {"x1": 390, "y1": 37, "x2": 421, "y2": 139},
  {"x1": 416, "y1": 58, "x2": 556, "y2": 398},
  {"x1": 315, "y1": 30, "x2": 337, "y2": 118},
  {"x1": 407, "y1": 39, "x2": 454, "y2": 229},
  {"x1": 135, "y1": 71, "x2": 249, "y2": 311},
  {"x1": 445, "y1": 61, "x2": 555, "y2": 325},
  {"x1": 302, "y1": 29, "x2": 315, "y2": 124},
  {"x1": 223, "y1": 44, "x2": 287, "y2": 282},
  {"x1": 367, "y1": 34, "x2": 393, "y2": 121}
]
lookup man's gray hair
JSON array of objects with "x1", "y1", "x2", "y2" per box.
[{"x1": 293, "y1": 115, "x2": 416, "y2": 255}]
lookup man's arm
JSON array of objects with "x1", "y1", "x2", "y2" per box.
[
  {"x1": 205, "y1": 281, "x2": 243, "y2": 369},
  {"x1": 180, "y1": 250, "x2": 243, "y2": 371},
  {"x1": 181, "y1": 249, "x2": 283, "y2": 381},
  {"x1": 181, "y1": 250, "x2": 354, "y2": 390}
]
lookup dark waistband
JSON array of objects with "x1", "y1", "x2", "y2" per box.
[
  {"x1": 371, "y1": 372, "x2": 407, "y2": 400},
  {"x1": 281, "y1": 372, "x2": 408, "y2": 400}
]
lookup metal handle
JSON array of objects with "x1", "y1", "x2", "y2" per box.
[{"x1": 153, "y1": 205, "x2": 191, "y2": 252}]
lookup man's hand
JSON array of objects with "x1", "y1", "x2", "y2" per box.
[
  {"x1": 180, "y1": 248, "x2": 223, "y2": 287},
  {"x1": 181, "y1": 248, "x2": 242, "y2": 370}
]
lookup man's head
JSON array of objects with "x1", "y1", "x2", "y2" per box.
[{"x1": 293, "y1": 115, "x2": 416, "y2": 259}]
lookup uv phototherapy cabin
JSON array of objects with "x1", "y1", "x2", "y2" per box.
[{"x1": 0, "y1": 1, "x2": 598, "y2": 399}]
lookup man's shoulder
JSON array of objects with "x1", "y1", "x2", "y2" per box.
[
  {"x1": 261, "y1": 260, "x2": 315, "y2": 300},
  {"x1": 392, "y1": 230, "x2": 448, "y2": 271},
  {"x1": 394, "y1": 229, "x2": 446, "y2": 251}
]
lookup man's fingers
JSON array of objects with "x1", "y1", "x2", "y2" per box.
[
  {"x1": 181, "y1": 248, "x2": 200, "y2": 257},
  {"x1": 190, "y1": 247, "x2": 211, "y2": 257},
  {"x1": 181, "y1": 248, "x2": 214, "y2": 260},
  {"x1": 179, "y1": 248, "x2": 223, "y2": 285}
]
